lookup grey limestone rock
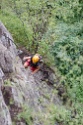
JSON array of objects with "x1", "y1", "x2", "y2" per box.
[
  {"x1": 0, "y1": 86, "x2": 12, "y2": 125},
  {"x1": 0, "y1": 21, "x2": 61, "y2": 125}
]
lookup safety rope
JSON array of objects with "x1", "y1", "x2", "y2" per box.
[
  {"x1": 1, "y1": 32, "x2": 23, "y2": 55},
  {"x1": 1, "y1": 32, "x2": 19, "y2": 48}
]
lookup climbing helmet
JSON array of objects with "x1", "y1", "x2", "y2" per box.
[{"x1": 32, "y1": 54, "x2": 40, "y2": 64}]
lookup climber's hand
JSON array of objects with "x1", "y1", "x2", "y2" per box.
[
  {"x1": 23, "y1": 57, "x2": 26, "y2": 61},
  {"x1": 23, "y1": 56, "x2": 31, "y2": 61}
]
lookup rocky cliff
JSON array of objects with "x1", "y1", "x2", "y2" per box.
[{"x1": 0, "y1": 22, "x2": 61, "y2": 125}]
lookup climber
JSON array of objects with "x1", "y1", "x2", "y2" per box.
[{"x1": 23, "y1": 54, "x2": 43, "y2": 74}]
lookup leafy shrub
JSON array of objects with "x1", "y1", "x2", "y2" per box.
[
  {"x1": 51, "y1": 22, "x2": 83, "y2": 103},
  {"x1": 18, "y1": 106, "x2": 33, "y2": 125},
  {"x1": 0, "y1": 10, "x2": 33, "y2": 49},
  {"x1": 46, "y1": 104, "x2": 83, "y2": 125}
]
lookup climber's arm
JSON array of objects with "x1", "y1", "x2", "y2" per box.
[
  {"x1": 32, "y1": 62, "x2": 43, "y2": 74},
  {"x1": 23, "y1": 56, "x2": 31, "y2": 61},
  {"x1": 32, "y1": 67, "x2": 40, "y2": 74},
  {"x1": 32, "y1": 68, "x2": 40, "y2": 74}
]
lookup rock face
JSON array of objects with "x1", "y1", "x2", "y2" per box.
[
  {"x1": 0, "y1": 80, "x2": 12, "y2": 125},
  {"x1": 0, "y1": 22, "x2": 16, "y2": 125},
  {"x1": 0, "y1": 22, "x2": 16, "y2": 73},
  {"x1": 0, "y1": 22, "x2": 61, "y2": 125}
]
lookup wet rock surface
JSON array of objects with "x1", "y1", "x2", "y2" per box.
[{"x1": 0, "y1": 22, "x2": 62, "y2": 125}]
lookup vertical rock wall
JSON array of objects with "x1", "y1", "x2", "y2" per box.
[
  {"x1": 0, "y1": 21, "x2": 61, "y2": 125},
  {"x1": 0, "y1": 21, "x2": 17, "y2": 125}
]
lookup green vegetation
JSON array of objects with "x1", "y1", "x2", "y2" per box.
[
  {"x1": 46, "y1": 104, "x2": 83, "y2": 125},
  {"x1": 18, "y1": 105, "x2": 33, "y2": 125},
  {"x1": 51, "y1": 22, "x2": 83, "y2": 102},
  {"x1": 0, "y1": 11, "x2": 31, "y2": 47},
  {"x1": 0, "y1": 0, "x2": 83, "y2": 124}
]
